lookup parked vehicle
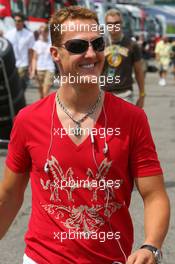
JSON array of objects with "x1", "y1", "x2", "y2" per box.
[
  {"x1": 142, "y1": 5, "x2": 175, "y2": 39},
  {"x1": 0, "y1": 0, "x2": 79, "y2": 32}
]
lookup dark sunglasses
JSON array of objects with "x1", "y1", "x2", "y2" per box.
[
  {"x1": 106, "y1": 21, "x2": 122, "y2": 25},
  {"x1": 15, "y1": 19, "x2": 23, "y2": 23},
  {"x1": 59, "y1": 37, "x2": 105, "y2": 54}
]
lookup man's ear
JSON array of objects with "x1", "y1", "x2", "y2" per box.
[{"x1": 50, "y1": 46, "x2": 60, "y2": 62}]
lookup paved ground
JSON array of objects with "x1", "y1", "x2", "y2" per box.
[{"x1": 0, "y1": 72, "x2": 175, "y2": 263}]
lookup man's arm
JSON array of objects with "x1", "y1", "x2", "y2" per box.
[
  {"x1": 28, "y1": 33, "x2": 35, "y2": 76},
  {"x1": 127, "y1": 175, "x2": 170, "y2": 264},
  {"x1": 155, "y1": 43, "x2": 160, "y2": 61},
  {"x1": 155, "y1": 53, "x2": 160, "y2": 61},
  {"x1": 28, "y1": 48, "x2": 34, "y2": 76},
  {"x1": 134, "y1": 60, "x2": 145, "y2": 108},
  {"x1": 0, "y1": 166, "x2": 29, "y2": 239},
  {"x1": 30, "y1": 50, "x2": 37, "y2": 79}
]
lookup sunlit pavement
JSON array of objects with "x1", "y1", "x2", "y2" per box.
[{"x1": 0, "y1": 72, "x2": 175, "y2": 264}]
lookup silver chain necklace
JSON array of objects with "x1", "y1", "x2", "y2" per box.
[{"x1": 56, "y1": 90, "x2": 102, "y2": 137}]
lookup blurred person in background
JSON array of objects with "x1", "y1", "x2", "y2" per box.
[
  {"x1": 31, "y1": 24, "x2": 55, "y2": 98},
  {"x1": 155, "y1": 36, "x2": 171, "y2": 86},
  {"x1": 102, "y1": 9, "x2": 145, "y2": 108},
  {"x1": 135, "y1": 34, "x2": 150, "y2": 77},
  {"x1": 5, "y1": 12, "x2": 35, "y2": 90}
]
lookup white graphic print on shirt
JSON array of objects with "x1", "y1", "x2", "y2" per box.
[{"x1": 40, "y1": 155, "x2": 123, "y2": 233}]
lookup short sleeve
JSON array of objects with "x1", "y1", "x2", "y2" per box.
[
  {"x1": 155, "y1": 42, "x2": 161, "y2": 54},
  {"x1": 4, "y1": 31, "x2": 10, "y2": 41},
  {"x1": 28, "y1": 32, "x2": 35, "y2": 49},
  {"x1": 6, "y1": 111, "x2": 31, "y2": 173},
  {"x1": 130, "y1": 110, "x2": 163, "y2": 178},
  {"x1": 132, "y1": 41, "x2": 142, "y2": 63},
  {"x1": 32, "y1": 41, "x2": 38, "y2": 52}
]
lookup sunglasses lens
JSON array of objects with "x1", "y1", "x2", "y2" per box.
[
  {"x1": 65, "y1": 39, "x2": 88, "y2": 54},
  {"x1": 63, "y1": 37, "x2": 105, "y2": 54},
  {"x1": 92, "y1": 37, "x2": 105, "y2": 52},
  {"x1": 107, "y1": 21, "x2": 121, "y2": 25}
]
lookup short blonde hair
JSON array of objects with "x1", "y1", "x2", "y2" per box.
[
  {"x1": 49, "y1": 6, "x2": 99, "y2": 47},
  {"x1": 105, "y1": 9, "x2": 123, "y2": 21},
  {"x1": 39, "y1": 24, "x2": 49, "y2": 34}
]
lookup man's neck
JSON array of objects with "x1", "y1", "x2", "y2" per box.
[
  {"x1": 111, "y1": 33, "x2": 124, "y2": 43},
  {"x1": 58, "y1": 84, "x2": 103, "y2": 113},
  {"x1": 16, "y1": 28, "x2": 23, "y2": 31}
]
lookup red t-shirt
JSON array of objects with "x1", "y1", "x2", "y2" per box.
[{"x1": 6, "y1": 92, "x2": 163, "y2": 264}]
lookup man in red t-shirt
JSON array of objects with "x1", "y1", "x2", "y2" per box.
[{"x1": 0, "y1": 6, "x2": 170, "y2": 264}]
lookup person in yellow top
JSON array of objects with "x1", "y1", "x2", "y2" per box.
[{"x1": 155, "y1": 36, "x2": 171, "y2": 86}]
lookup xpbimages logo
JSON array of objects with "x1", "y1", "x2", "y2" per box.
[
  {"x1": 53, "y1": 74, "x2": 120, "y2": 87},
  {"x1": 53, "y1": 230, "x2": 121, "y2": 242},
  {"x1": 53, "y1": 126, "x2": 121, "y2": 139},
  {"x1": 53, "y1": 23, "x2": 120, "y2": 35},
  {"x1": 46, "y1": 178, "x2": 122, "y2": 191}
]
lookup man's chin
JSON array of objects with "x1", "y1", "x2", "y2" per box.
[
  {"x1": 76, "y1": 82, "x2": 100, "y2": 90},
  {"x1": 59, "y1": 73, "x2": 102, "y2": 87},
  {"x1": 74, "y1": 75, "x2": 100, "y2": 88},
  {"x1": 78, "y1": 74, "x2": 100, "y2": 83}
]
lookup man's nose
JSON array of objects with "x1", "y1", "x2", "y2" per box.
[{"x1": 84, "y1": 44, "x2": 96, "y2": 59}]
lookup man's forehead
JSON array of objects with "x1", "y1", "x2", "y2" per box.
[
  {"x1": 62, "y1": 18, "x2": 98, "y2": 28},
  {"x1": 60, "y1": 19, "x2": 101, "y2": 41},
  {"x1": 106, "y1": 15, "x2": 121, "y2": 21},
  {"x1": 15, "y1": 16, "x2": 23, "y2": 20}
]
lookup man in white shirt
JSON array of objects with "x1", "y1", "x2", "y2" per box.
[
  {"x1": 31, "y1": 24, "x2": 55, "y2": 98},
  {"x1": 5, "y1": 12, "x2": 35, "y2": 89},
  {"x1": 155, "y1": 36, "x2": 171, "y2": 86}
]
